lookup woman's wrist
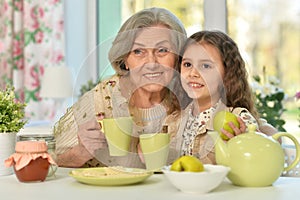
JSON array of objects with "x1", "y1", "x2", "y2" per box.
[{"x1": 56, "y1": 145, "x2": 93, "y2": 167}]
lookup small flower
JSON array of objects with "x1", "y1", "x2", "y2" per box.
[
  {"x1": 252, "y1": 71, "x2": 287, "y2": 132},
  {"x1": 295, "y1": 91, "x2": 300, "y2": 100},
  {"x1": 268, "y1": 76, "x2": 280, "y2": 85},
  {"x1": 260, "y1": 83, "x2": 276, "y2": 98}
]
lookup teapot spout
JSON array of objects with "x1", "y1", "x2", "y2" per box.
[{"x1": 208, "y1": 131, "x2": 229, "y2": 166}]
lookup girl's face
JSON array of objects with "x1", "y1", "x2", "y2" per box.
[
  {"x1": 180, "y1": 42, "x2": 225, "y2": 106},
  {"x1": 125, "y1": 25, "x2": 176, "y2": 93}
]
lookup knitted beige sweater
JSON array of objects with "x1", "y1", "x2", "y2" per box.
[{"x1": 53, "y1": 75, "x2": 181, "y2": 167}]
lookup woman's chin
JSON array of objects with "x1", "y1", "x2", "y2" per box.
[{"x1": 141, "y1": 84, "x2": 166, "y2": 93}]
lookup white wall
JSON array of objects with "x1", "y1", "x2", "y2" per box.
[
  {"x1": 64, "y1": 0, "x2": 97, "y2": 98},
  {"x1": 204, "y1": 0, "x2": 227, "y2": 32}
]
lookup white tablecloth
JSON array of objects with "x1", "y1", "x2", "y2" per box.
[{"x1": 1, "y1": 167, "x2": 300, "y2": 200}]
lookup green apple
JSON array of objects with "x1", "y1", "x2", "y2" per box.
[
  {"x1": 170, "y1": 155, "x2": 204, "y2": 172},
  {"x1": 213, "y1": 111, "x2": 240, "y2": 140}
]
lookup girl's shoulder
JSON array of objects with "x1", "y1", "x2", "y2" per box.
[
  {"x1": 231, "y1": 107, "x2": 258, "y2": 126},
  {"x1": 215, "y1": 102, "x2": 257, "y2": 124},
  {"x1": 215, "y1": 101, "x2": 252, "y2": 116},
  {"x1": 230, "y1": 107, "x2": 251, "y2": 115}
]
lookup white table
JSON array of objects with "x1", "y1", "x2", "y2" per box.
[{"x1": 1, "y1": 167, "x2": 300, "y2": 200}]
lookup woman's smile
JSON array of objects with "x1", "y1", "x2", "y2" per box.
[{"x1": 143, "y1": 72, "x2": 164, "y2": 80}]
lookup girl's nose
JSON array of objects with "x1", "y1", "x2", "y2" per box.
[{"x1": 189, "y1": 67, "x2": 200, "y2": 78}]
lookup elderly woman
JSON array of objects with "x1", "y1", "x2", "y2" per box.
[{"x1": 53, "y1": 7, "x2": 189, "y2": 168}]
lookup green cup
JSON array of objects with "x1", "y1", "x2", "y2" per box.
[
  {"x1": 99, "y1": 117, "x2": 133, "y2": 156},
  {"x1": 139, "y1": 133, "x2": 170, "y2": 171}
]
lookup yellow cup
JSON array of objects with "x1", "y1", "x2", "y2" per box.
[
  {"x1": 139, "y1": 133, "x2": 170, "y2": 171},
  {"x1": 99, "y1": 117, "x2": 133, "y2": 156}
]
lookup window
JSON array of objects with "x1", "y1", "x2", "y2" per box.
[
  {"x1": 227, "y1": 0, "x2": 300, "y2": 95},
  {"x1": 119, "y1": 0, "x2": 300, "y2": 132},
  {"x1": 121, "y1": 0, "x2": 204, "y2": 36},
  {"x1": 227, "y1": 0, "x2": 300, "y2": 132}
]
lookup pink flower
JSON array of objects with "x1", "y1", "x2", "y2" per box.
[
  {"x1": 30, "y1": 65, "x2": 44, "y2": 88},
  {"x1": 14, "y1": 1, "x2": 23, "y2": 11},
  {"x1": 30, "y1": 7, "x2": 44, "y2": 20},
  {"x1": 0, "y1": 41, "x2": 4, "y2": 53},
  {"x1": 38, "y1": 7, "x2": 44, "y2": 18},
  {"x1": 13, "y1": 40, "x2": 23, "y2": 57},
  {"x1": 3, "y1": 1, "x2": 8, "y2": 12},
  {"x1": 51, "y1": 0, "x2": 61, "y2": 5},
  {"x1": 35, "y1": 31, "x2": 44, "y2": 43},
  {"x1": 31, "y1": 20, "x2": 40, "y2": 29},
  {"x1": 14, "y1": 58, "x2": 24, "y2": 70},
  {"x1": 30, "y1": 8, "x2": 37, "y2": 19},
  {"x1": 52, "y1": 51, "x2": 64, "y2": 63},
  {"x1": 295, "y1": 91, "x2": 300, "y2": 100}
]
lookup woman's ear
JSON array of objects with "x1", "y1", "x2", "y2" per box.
[
  {"x1": 120, "y1": 61, "x2": 128, "y2": 71},
  {"x1": 124, "y1": 61, "x2": 130, "y2": 70}
]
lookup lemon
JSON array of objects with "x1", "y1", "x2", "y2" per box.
[
  {"x1": 213, "y1": 111, "x2": 240, "y2": 140},
  {"x1": 170, "y1": 155, "x2": 204, "y2": 172}
]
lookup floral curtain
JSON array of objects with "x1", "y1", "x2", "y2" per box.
[{"x1": 0, "y1": 0, "x2": 65, "y2": 122}]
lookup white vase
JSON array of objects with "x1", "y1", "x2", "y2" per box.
[{"x1": 0, "y1": 132, "x2": 16, "y2": 176}]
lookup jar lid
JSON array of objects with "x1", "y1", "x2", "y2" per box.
[
  {"x1": 15, "y1": 141, "x2": 48, "y2": 153},
  {"x1": 18, "y1": 134, "x2": 55, "y2": 142}
]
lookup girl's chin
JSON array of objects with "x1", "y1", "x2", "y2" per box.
[{"x1": 186, "y1": 91, "x2": 203, "y2": 99}]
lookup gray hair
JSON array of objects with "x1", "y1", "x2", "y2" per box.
[{"x1": 108, "y1": 7, "x2": 187, "y2": 75}]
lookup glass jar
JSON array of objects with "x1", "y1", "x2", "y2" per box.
[
  {"x1": 5, "y1": 141, "x2": 56, "y2": 182},
  {"x1": 17, "y1": 134, "x2": 57, "y2": 177}
]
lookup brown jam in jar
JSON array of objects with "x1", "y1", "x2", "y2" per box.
[
  {"x1": 15, "y1": 157, "x2": 50, "y2": 182},
  {"x1": 5, "y1": 141, "x2": 57, "y2": 182}
]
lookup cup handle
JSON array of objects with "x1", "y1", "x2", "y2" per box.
[{"x1": 272, "y1": 132, "x2": 300, "y2": 171}]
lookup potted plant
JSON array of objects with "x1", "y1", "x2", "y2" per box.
[
  {"x1": 251, "y1": 67, "x2": 287, "y2": 132},
  {"x1": 0, "y1": 85, "x2": 27, "y2": 176}
]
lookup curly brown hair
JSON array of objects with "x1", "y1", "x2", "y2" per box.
[{"x1": 180, "y1": 30, "x2": 259, "y2": 120}]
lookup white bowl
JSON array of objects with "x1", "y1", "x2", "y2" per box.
[{"x1": 162, "y1": 164, "x2": 230, "y2": 194}]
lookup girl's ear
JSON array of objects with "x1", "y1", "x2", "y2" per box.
[{"x1": 220, "y1": 87, "x2": 227, "y2": 104}]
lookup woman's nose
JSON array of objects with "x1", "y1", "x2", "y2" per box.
[{"x1": 145, "y1": 50, "x2": 157, "y2": 63}]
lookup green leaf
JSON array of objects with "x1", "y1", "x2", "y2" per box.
[{"x1": 0, "y1": 85, "x2": 27, "y2": 132}]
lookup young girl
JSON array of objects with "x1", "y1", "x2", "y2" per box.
[{"x1": 175, "y1": 30, "x2": 270, "y2": 164}]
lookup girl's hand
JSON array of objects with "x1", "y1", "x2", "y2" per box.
[{"x1": 221, "y1": 117, "x2": 247, "y2": 139}]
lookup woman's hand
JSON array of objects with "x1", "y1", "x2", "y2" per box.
[
  {"x1": 220, "y1": 117, "x2": 247, "y2": 139},
  {"x1": 77, "y1": 119, "x2": 107, "y2": 156}
]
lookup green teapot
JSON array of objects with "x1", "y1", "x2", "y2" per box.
[{"x1": 209, "y1": 124, "x2": 300, "y2": 187}]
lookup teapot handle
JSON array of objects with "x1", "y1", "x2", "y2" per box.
[{"x1": 272, "y1": 132, "x2": 300, "y2": 171}]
